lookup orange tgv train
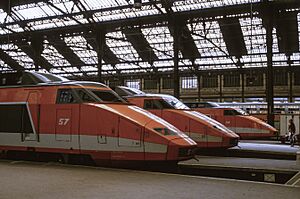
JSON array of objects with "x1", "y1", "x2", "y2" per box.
[
  {"x1": 0, "y1": 72, "x2": 197, "y2": 164},
  {"x1": 114, "y1": 86, "x2": 239, "y2": 148},
  {"x1": 185, "y1": 102, "x2": 278, "y2": 139}
]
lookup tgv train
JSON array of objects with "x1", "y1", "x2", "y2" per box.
[
  {"x1": 0, "y1": 72, "x2": 197, "y2": 165},
  {"x1": 114, "y1": 86, "x2": 239, "y2": 148},
  {"x1": 185, "y1": 102, "x2": 278, "y2": 139}
]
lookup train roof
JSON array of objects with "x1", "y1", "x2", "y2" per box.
[{"x1": 0, "y1": 71, "x2": 108, "y2": 89}]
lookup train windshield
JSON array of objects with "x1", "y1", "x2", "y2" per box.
[
  {"x1": 74, "y1": 88, "x2": 125, "y2": 103},
  {"x1": 224, "y1": 109, "x2": 248, "y2": 116},
  {"x1": 154, "y1": 128, "x2": 181, "y2": 136},
  {"x1": 89, "y1": 90, "x2": 125, "y2": 103},
  {"x1": 162, "y1": 96, "x2": 190, "y2": 110}
]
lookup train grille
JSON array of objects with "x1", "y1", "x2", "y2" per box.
[
  {"x1": 178, "y1": 148, "x2": 194, "y2": 157},
  {"x1": 230, "y1": 138, "x2": 239, "y2": 146}
]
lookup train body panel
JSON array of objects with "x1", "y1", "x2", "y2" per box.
[
  {"x1": 193, "y1": 107, "x2": 277, "y2": 139},
  {"x1": 0, "y1": 72, "x2": 196, "y2": 163},
  {"x1": 125, "y1": 95, "x2": 239, "y2": 148}
]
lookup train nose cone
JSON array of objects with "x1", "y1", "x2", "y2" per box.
[{"x1": 167, "y1": 137, "x2": 197, "y2": 160}]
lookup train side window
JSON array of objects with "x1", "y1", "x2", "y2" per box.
[
  {"x1": 224, "y1": 110, "x2": 236, "y2": 116},
  {"x1": 144, "y1": 99, "x2": 162, "y2": 109},
  {"x1": 144, "y1": 99, "x2": 154, "y2": 109},
  {"x1": 77, "y1": 89, "x2": 95, "y2": 102},
  {"x1": 56, "y1": 89, "x2": 77, "y2": 104},
  {"x1": 224, "y1": 109, "x2": 245, "y2": 116}
]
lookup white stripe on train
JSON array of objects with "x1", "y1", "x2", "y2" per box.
[
  {"x1": 228, "y1": 127, "x2": 270, "y2": 134},
  {"x1": 0, "y1": 133, "x2": 168, "y2": 153}
]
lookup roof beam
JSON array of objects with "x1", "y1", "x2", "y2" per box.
[
  {"x1": 0, "y1": 48, "x2": 24, "y2": 71},
  {"x1": 122, "y1": 27, "x2": 158, "y2": 65},
  {"x1": 15, "y1": 36, "x2": 53, "y2": 71},
  {"x1": 47, "y1": 36, "x2": 85, "y2": 68},
  {"x1": 1, "y1": 2, "x2": 300, "y2": 43},
  {"x1": 85, "y1": 35, "x2": 120, "y2": 65},
  {"x1": 161, "y1": 1, "x2": 200, "y2": 61},
  {"x1": 275, "y1": 12, "x2": 299, "y2": 55},
  {"x1": 218, "y1": 17, "x2": 247, "y2": 58}
]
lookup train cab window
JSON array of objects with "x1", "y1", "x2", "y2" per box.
[
  {"x1": 57, "y1": 89, "x2": 77, "y2": 104},
  {"x1": 154, "y1": 128, "x2": 179, "y2": 136},
  {"x1": 77, "y1": 90, "x2": 95, "y2": 103},
  {"x1": 144, "y1": 99, "x2": 173, "y2": 110},
  {"x1": 224, "y1": 109, "x2": 248, "y2": 116},
  {"x1": 91, "y1": 90, "x2": 124, "y2": 102}
]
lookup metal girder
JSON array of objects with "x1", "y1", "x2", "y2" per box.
[
  {"x1": 0, "y1": 48, "x2": 24, "y2": 71},
  {"x1": 161, "y1": 1, "x2": 200, "y2": 61},
  {"x1": 173, "y1": 24, "x2": 180, "y2": 98},
  {"x1": 2, "y1": 1, "x2": 300, "y2": 43},
  {"x1": 16, "y1": 37, "x2": 53, "y2": 71},
  {"x1": 262, "y1": 0, "x2": 275, "y2": 126},
  {"x1": 275, "y1": 12, "x2": 299, "y2": 55},
  {"x1": 85, "y1": 35, "x2": 120, "y2": 65},
  {"x1": 122, "y1": 27, "x2": 158, "y2": 65},
  {"x1": 169, "y1": 25, "x2": 201, "y2": 61},
  {"x1": 0, "y1": 0, "x2": 40, "y2": 8},
  {"x1": 47, "y1": 36, "x2": 85, "y2": 68},
  {"x1": 218, "y1": 17, "x2": 247, "y2": 58}
]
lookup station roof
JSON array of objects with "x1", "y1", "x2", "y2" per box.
[{"x1": 0, "y1": 0, "x2": 299, "y2": 78}]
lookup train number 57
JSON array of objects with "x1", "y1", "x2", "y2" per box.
[{"x1": 58, "y1": 118, "x2": 70, "y2": 126}]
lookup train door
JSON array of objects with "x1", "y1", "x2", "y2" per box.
[
  {"x1": 55, "y1": 89, "x2": 80, "y2": 148},
  {"x1": 118, "y1": 118, "x2": 144, "y2": 160},
  {"x1": 24, "y1": 91, "x2": 40, "y2": 141}
]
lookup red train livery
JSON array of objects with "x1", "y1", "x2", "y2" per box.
[
  {"x1": 0, "y1": 72, "x2": 196, "y2": 164},
  {"x1": 114, "y1": 87, "x2": 239, "y2": 148},
  {"x1": 186, "y1": 102, "x2": 278, "y2": 139}
]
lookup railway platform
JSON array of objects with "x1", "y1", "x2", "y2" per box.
[
  {"x1": 229, "y1": 141, "x2": 299, "y2": 159},
  {"x1": 199, "y1": 140, "x2": 299, "y2": 160},
  {"x1": 187, "y1": 141, "x2": 300, "y2": 185},
  {"x1": 0, "y1": 160, "x2": 299, "y2": 199}
]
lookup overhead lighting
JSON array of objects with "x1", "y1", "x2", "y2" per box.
[{"x1": 134, "y1": 0, "x2": 142, "y2": 9}]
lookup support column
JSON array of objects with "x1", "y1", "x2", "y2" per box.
[
  {"x1": 288, "y1": 55, "x2": 293, "y2": 102},
  {"x1": 158, "y1": 77, "x2": 161, "y2": 93},
  {"x1": 31, "y1": 35, "x2": 44, "y2": 71},
  {"x1": 197, "y1": 73, "x2": 201, "y2": 102},
  {"x1": 237, "y1": 58, "x2": 245, "y2": 102},
  {"x1": 173, "y1": 24, "x2": 180, "y2": 98},
  {"x1": 264, "y1": 0, "x2": 274, "y2": 126},
  {"x1": 219, "y1": 74, "x2": 223, "y2": 102},
  {"x1": 241, "y1": 72, "x2": 245, "y2": 102},
  {"x1": 95, "y1": 29, "x2": 105, "y2": 83}
]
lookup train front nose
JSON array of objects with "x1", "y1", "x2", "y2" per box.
[
  {"x1": 167, "y1": 137, "x2": 197, "y2": 161},
  {"x1": 223, "y1": 136, "x2": 239, "y2": 147}
]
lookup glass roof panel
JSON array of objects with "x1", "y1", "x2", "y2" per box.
[
  {"x1": 188, "y1": 20, "x2": 234, "y2": 69},
  {"x1": 106, "y1": 31, "x2": 140, "y2": 62},
  {"x1": 239, "y1": 17, "x2": 266, "y2": 55},
  {"x1": 64, "y1": 35, "x2": 98, "y2": 65},
  {"x1": 291, "y1": 53, "x2": 300, "y2": 66},
  {"x1": 41, "y1": 40, "x2": 71, "y2": 67},
  {"x1": 12, "y1": 1, "x2": 79, "y2": 20},
  {"x1": 0, "y1": 59, "x2": 14, "y2": 72},
  {"x1": 83, "y1": 0, "x2": 130, "y2": 9},
  {"x1": 172, "y1": 0, "x2": 260, "y2": 12},
  {"x1": 0, "y1": 43, "x2": 35, "y2": 69},
  {"x1": 0, "y1": 27, "x2": 11, "y2": 35},
  {"x1": 141, "y1": 26, "x2": 174, "y2": 59},
  {"x1": 93, "y1": 3, "x2": 159, "y2": 23},
  {"x1": 298, "y1": 13, "x2": 300, "y2": 52}
]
